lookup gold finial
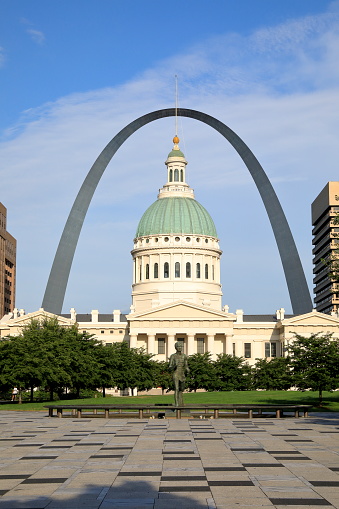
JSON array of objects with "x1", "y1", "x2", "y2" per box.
[{"x1": 173, "y1": 135, "x2": 180, "y2": 145}]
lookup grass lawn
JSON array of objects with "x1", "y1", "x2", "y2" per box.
[{"x1": 2, "y1": 390, "x2": 339, "y2": 412}]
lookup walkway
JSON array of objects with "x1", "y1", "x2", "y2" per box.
[{"x1": 0, "y1": 411, "x2": 339, "y2": 508}]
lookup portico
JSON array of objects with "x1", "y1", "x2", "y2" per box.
[{"x1": 127, "y1": 300, "x2": 235, "y2": 361}]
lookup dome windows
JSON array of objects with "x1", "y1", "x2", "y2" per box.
[
  {"x1": 154, "y1": 263, "x2": 159, "y2": 279},
  {"x1": 164, "y1": 262, "x2": 169, "y2": 278},
  {"x1": 186, "y1": 237, "x2": 191, "y2": 242},
  {"x1": 186, "y1": 262, "x2": 191, "y2": 278},
  {"x1": 175, "y1": 262, "x2": 180, "y2": 278},
  {"x1": 175, "y1": 237, "x2": 180, "y2": 242}
]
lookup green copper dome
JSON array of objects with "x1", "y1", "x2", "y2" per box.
[
  {"x1": 136, "y1": 197, "x2": 217, "y2": 238},
  {"x1": 167, "y1": 149, "x2": 185, "y2": 158}
]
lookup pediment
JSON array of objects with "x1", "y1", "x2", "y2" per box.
[
  {"x1": 7, "y1": 308, "x2": 74, "y2": 327},
  {"x1": 282, "y1": 310, "x2": 339, "y2": 326},
  {"x1": 128, "y1": 301, "x2": 234, "y2": 321}
]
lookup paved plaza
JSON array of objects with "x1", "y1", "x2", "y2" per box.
[{"x1": 0, "y1": 410, "x2": 339, "y2": 509}]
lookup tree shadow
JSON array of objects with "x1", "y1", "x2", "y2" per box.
[{"x1": 0, "y1": 479, "x2": 213, "y2": 508}]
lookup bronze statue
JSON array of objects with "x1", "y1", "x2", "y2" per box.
[{"x1": 169, "y1": 341, "x2": 190, "y2": 406}]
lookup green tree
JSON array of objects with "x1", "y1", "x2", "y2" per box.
[
  {"x1": 0, "y1": 318, "x2": 102, "y2": 401},
  {"x1": 288, "y1": 333, "x2": 339, "y2": 405},
  {"x1": 108, "y1": 342, "x2": 156, "y2": 394},
  {"x1": 253, "y1": 357, "x2": 293, "y2": 390},
  {"x1": 213, "y1": 354, "x2": 252, "y2": 391},
  {"x1": 153, "y1": 361, "x2": 173, "y2": 394},
  {"x1": 186, "y1": 353, "x2": 215, "y2": 392}
]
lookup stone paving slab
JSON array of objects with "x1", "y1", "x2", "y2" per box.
[{"x1": 0, "y1": 411, "x2": 339, "y2": 508}]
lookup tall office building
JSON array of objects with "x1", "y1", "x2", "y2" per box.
[
  {"x1": 0, "y1": 203, "x2": 16, "y2": 318},
  {"x1": 312, "y1": 182, "x2": 339, "y2": 314}
]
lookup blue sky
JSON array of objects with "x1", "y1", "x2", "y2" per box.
[{"x1": 1, "y1": 0, "x2": 339, "y2": 315}]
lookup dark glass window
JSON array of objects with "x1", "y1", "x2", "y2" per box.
[
  {"x1": 158, "y1": 338, "x2": 165, "y2": 355},
  {"x1": 180, "y1": 169, "x2": 183, "y2": 182},
  {"x1": 169, "y1": 169, "x2": 173, "y2": 182},
  {"x1": 271, "y1": 342, "x2": 277, "y2": 357},
  {"x1": 174, "y1": 169, "x2": 179, "y2": 181},
  {"x1": 154, "y1": 263, "x2": 159, "y2": 278},
  {"x1": 164, "y1": 262, "x2": 169, "y2": 278},
  {"x1": 265, "y1": 342, "x2": 271, "y2": 357},
  {"x1": 186, "y1": 262, "x2": 191, "y2": 278},
  {"x1": 175, "y1": 262, "x2": 180, "y2": 278},
  {"x1": 196, "y1": 263, "x2": 201, "y2": 278},
  {"x1": 145, "y1": 263, "x2": 149, "y2": 279},
  {"x1": 244, "y1": 343, "x2": 251, "y2": 358},
  {"x1": 205, "y1": 264, "x2": 209, "y2": 279},
  {"x1": 197, "y1": 338, "x2": 204, "y2": 354}
]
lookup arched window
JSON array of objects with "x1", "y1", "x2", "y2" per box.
[
  {"x1": 174, "y1": 169, "x2": 179, "y2": 181},
  {"x1": 205, "y1": 264, "x2": 209, "y2": 279},
  {"x1": 169, "y1": 169, "x2": 173, "y2": 182},
  {"x1": 154, "y1": 263, "x2": 159, "y2": 278},
  {"x1": 212, "y1": 265, "x2": 215, "y2": 280},
  {"x1": 145, "y1": 264, "x2": 149, "y2": 279},
  {"x1": 180, "y1": 169, "x2": 184, "y2": 182},
  {"x1": 186, "y1": 262, "x2": 191, "y2": 278},
  {"x1": 175, "y1": 262, "x2": 180, "y2": 278},
  {"x1": 196, "y1": 263, "x2": 201, "y2": 278},
  {"x1": 139, "y1": 264, "x2": 142, "y2": 281},
  {"x1": 164, "y1": 262, "x2": 169, "y2": 278}
]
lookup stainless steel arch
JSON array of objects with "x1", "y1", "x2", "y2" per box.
[{"x1": 42, "y1": 108, "x2": 312, "y2": 315}]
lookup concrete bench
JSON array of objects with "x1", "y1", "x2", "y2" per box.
[{"x1": 44, "y1": 403, "x2": 312, "y2": 419}]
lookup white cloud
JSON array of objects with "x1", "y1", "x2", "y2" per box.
[
  {"x1": 26, "y1": 28, "x2": 45, "y2": 45},
  {"x1": 2, "y1": 6, "x2": 339, "y2": 314}
]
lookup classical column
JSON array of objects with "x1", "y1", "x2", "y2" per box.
[
  {"x1": 207, "y1": 334, "x2": 214, "y2": 358},
  {"x1": 187, "y1": 334, "x2": 195, "y2": 356},
  {"x1": 148, "y1": 334, "x2": 155, "y2": 355},
  {"x1": 129, "y1": 334, "x2": 137, "y2": 349},
  {"x1": 167, "y1": 335, "x2": 176, "y2": 358},
  {"x1": 225, "y1": 335, "x2": 233, "y2": 355}
]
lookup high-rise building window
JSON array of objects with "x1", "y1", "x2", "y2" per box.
[
  {"x1": 175, "y1": 262, "x2": 180, "y2": 278},
  {"x1": 244, "y1": 343, "x2": 251, "y2": 358},
  {"x1": 154, "y1": 263, "x2": 159, "y2": 278},
  {"x1": 196, "y1": 263, "x2": 201, "y2": 278},
  {"x1": 158, "y1": 338, "x2": 165, "y2": 354},
  {"x1": 186, "y1": 262, "x2": 191, "y2": 278},
  {"x1": 205, "y1": 264, "x2": 209, "y2": 279},
  {"x1": 197, "y1": 338, "x2": 204, "y2": 354},
  {"x1": 145, "y1": 264, "x2": 149, "y2": 279},
  {"x1": 164, "y1": 262, "x2": 169, "y2": 278}
]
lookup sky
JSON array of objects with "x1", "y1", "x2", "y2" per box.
[{"x1": 1, "y1": 0, "x2": 339, "y2": 316}]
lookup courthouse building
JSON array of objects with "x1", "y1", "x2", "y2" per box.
[{"x1": 1, "y1": 139, "x2": 339, "y2": 365}]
